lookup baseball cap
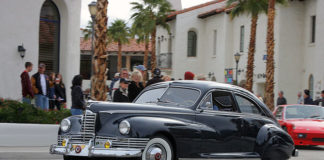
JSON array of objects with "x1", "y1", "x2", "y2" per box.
[
  {"x1": 136, "y1": 65, "x2": 146, "y2": 71},
  {"x1": 120, "y1": 78, "x2": 130, "y2": 84},
  {"x1": 114, "y1": 73, "x2": 120, "y2": 77},
  {"x1": 153, "y1": 68, "x2": 161, "y2": 76}
]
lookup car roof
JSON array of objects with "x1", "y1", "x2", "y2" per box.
[{"x1": 149, "y1": 80, "x2": 249, "y2": 93}]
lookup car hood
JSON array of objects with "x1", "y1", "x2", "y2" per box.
[
  {"x1": 286, "y1": 119, "x2": 324, "y2": 131},
  {"x1": 88, "y1": 102, "x2": 195, "y2": 114}
]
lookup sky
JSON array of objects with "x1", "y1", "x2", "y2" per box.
[{"x1": 80, "y1": 0, "x2": 214, "y2": 28}]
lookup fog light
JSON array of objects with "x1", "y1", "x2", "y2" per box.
[
  {"x1": 297, "y1": 133, "x2": 307, "y2": 139},
  {"x1": 62, "y1": 139, "x2": 66, "y2": 147},
  {"x1": 104, "y1": 141, "x2": 111, "y2": 149}
]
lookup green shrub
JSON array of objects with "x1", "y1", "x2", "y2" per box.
[{"x1": 0, "y1": 99, "x2": 71, "y2": 124}]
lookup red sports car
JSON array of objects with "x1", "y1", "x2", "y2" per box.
[{"x1": 273, "y1": 105, "x2": 324, "y2": 146}]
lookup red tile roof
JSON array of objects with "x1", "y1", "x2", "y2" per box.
[
  {"x1": 198, "y1": 3, "x2": 235, "y2": 19},
  {"x1": 80, "y1": 38, "x2": 152, "y2": 52},
  {"x1": 167, "y1": 0, "x2": 226, "y2": 20}
]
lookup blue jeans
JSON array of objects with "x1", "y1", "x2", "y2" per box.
[
  {"x1": 71, "y1": 108, "x2": 83, "y2": 115},
  {"x1": 22, "y1": 97, "x2": 31, "y2": 104},
  {"x1": 35, "y1": 94, "x2": 49, "y2": 110}
]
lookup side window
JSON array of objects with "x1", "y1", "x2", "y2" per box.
[
  {"x1": 200, "y1": 94, "x2": 213, "y2": 110},
  {"x1": 212, "y1": 91, "x2": 236, "y2": 112},
  {"x1": 235, "y1": 95, "x2": 262, "y2": 115},
  {"x1": 275, "y1": 107, "x2": 284, "y2": 119}
]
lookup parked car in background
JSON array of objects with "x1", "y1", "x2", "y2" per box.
[
  {"x1": 274, "y1": 105, "x2": 324, "y2": 146},
  {"x1": 50, "y1": 81, "x2": 297, "y2": 160}
]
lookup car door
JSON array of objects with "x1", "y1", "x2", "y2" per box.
[
  {"x1": 233, "y1": 92, "x2": 275, "y2": 153},
  {"x1": 196, "y1": 90, "x2": 244, "y2": 157}
]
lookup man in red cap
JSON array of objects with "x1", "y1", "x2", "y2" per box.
[{"x1": 184, "y1": 71, "x2": 195, "y2": 80}]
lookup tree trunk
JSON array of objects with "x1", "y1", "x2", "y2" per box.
[
  {"x1": 91, "y1": 0, "x2": 108, "y2": 101},
  {"x1": 150, "y1": 27, "x2": 157, "y2": 74},
  {"x1": 245, "y1": 15, "x2": 258, "y2": 92},
  {"x1": 265, "y1": 0, "x2": 276, "y2": 111},
  {"x1": 117, "y1": 41, "x2": 122, "y2": 72},
  {"x1": 143, "y1": 40, "x2": 149, "y2": 85}
]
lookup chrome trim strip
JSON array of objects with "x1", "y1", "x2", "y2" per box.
[{"x1": 99, "y1": 110, "x2": 196, "y2": 116}]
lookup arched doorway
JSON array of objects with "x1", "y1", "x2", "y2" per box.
[
  {"x1": 39, "y1": 0, "x2": 60, "y2": 74},
  {"x1": 309, "y1": 74, "x2": 314, "y2": 98}
]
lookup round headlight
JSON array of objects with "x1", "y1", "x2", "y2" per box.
[
  {"x1": 119, "y1": 120, "x2": 130, "y2": 135},
  {"x1": 60, "y1": 118, "x2": 71, "y2": 132}
]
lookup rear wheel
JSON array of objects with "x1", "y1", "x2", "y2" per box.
[{"x1": 142, "y1": 137, "x2": 173, "y2": 160}]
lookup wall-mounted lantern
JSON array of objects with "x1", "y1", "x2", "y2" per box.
[{"x1": 18, "y1": 44, "x2": 26, "y2": 58}]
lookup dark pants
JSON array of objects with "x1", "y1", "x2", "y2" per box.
[{"x1": 49, "y1": 99, "x2": 56, "y2": 110}]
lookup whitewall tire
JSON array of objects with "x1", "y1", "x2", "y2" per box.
[{"x1": 142, "y1": 137, "x2": 173, "y2": 160}]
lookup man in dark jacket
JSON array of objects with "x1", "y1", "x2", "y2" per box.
[
  {"x1": 113, "y1": 78, "x2": 130, "y2": 102},
  {"x1": 314, "y1": 90, "x2": 324, "y2": 107},
  {"x1": 146, "y1": 68, "x2": 163, "y2": 87},
  {"x1": 276, "y1": 91, "x2": 287, "y2": 106},
  {"x1": 31, "y1": 63, "x2": 50, "y2": 110},
  {"x1": 304, "y1": 89, "x2": 314, "y2": 105},
  {"x1": 21, "y1": 62, "x2": 34, "y2": 104}
]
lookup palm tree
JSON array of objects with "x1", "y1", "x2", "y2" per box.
[
  {"x1": 131, "y1": 10, "x2": 151, "y2": 84},
  {"x1": 227, "y1": 0, "x2": 268, "y2": 92},
  {"x1": 108, "y1": 19, "x2": 130, "y2": 72},
  {"x1": 91, "y1": 0, "x2": 109, "y2": 101},
  {"x1": 82, "y1": 20, "x2": 93, "y2": 41},
  {"x1": 131, "y1": 0, "x2": 173, "y2": 73},
  {"x1": 265, "y1": 0, "x2": 286, "y2": 111}
]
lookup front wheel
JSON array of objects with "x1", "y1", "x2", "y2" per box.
[{"x1": 142, "y1": 137, "x2": 173, "y2": 160}]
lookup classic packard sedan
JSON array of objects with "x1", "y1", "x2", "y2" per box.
[{"x1": 50, "y1": 81, "x2": 297, "y2": 160}]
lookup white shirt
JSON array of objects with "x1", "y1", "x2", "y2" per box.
[{"x1": 40, "y1": 74, "x2": 47, "y2": 95}]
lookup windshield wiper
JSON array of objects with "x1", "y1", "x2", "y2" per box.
[{"x1": 309, "y1": 115, "x2": 322, "y2": 119}]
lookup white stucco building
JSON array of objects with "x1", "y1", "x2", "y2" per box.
[
  {"x1": 0, "y1": 0, "x2": 81, "y2": 106},
  {"x1": 158, "y1": 0, "x2": 324, "y2": 104}
]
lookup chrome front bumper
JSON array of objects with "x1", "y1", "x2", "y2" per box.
[{"x1": 49, "y1": 140, "x2": 142, "y2": 158}]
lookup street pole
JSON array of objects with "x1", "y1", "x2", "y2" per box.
[
  {"x1": 90, "y1": 16, "x2": 95, "y2": 90},
  {"x1": 235, "y1": 61, "x2": 239, "y2": 85}
]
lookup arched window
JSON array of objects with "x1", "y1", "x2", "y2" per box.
[
  {"x1": 187, "y1": 31, "x2": 197, "y2": 57},
  {"x1": 309, "y1": 74, "x2": 314, "y2": 98},
  {"x1": 39, "y1": 0, "x2": 60, "y2": 73}
]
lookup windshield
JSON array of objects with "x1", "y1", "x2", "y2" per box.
[
  {"x1": 135, "y1": 87, "x2": 200, "y2": 108},
  {"x1": 134, "y1": 87, "x2": 167, "y2": 104},
  {"x1": 285, "y1": 105, "x2": 324, "y2": 119}
]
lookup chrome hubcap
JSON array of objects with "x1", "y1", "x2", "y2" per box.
[{"x1": 146, "y1": 144, "x2": 167, "y2": 160}]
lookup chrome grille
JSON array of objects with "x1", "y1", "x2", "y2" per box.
[
  {"x1": 96, "y1": 136, "x2": 149, "y2": 149},
  {"x1": 81, "y1": 111, "x2": 96, "y2": 143}
]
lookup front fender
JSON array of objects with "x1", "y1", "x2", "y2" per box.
[{"x1": 255, "y1": 124, "x2": 295, "y2": 159}]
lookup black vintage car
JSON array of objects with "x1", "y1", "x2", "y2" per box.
[{"x1": 50, "y1": 81, "x2": 298, "y2": 160}]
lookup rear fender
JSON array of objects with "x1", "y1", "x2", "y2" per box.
[{"x1": 255, "y1": 124, "x2": 295, "y2": 159}]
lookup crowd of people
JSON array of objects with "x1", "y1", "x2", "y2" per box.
[
  {"x1": 20, "y1": 62, "x2": 66, "y2": 111},
  {"x1": 276, "y1": 89, "x2": 324, "y2": 106},
  {"x1": 22, "y1": 62, "x2": 324, "y2": 116}
]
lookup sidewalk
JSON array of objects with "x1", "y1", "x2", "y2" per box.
[{"x1": 0, "y1": 123, "x2": 59, "y2": 147}]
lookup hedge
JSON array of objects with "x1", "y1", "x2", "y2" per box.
[{"x1": 0, "y1": 99, "x2": 71, "y2": 124}]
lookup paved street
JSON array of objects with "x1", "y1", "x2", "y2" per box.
[{"x1": 1, "y1": 146, "x2": 323, "y2": 160}]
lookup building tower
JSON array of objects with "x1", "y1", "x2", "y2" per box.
[{"x1": 167, "y1": 0, "x2": 182, "y2": 11}]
